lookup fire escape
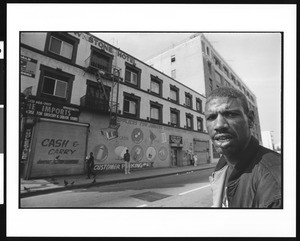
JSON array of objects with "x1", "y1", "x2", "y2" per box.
[{"x1": 83, "y1": 53, "x2": 121, "y2": 139}]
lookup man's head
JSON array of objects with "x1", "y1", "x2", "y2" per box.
[
  {"x1": 90, "y1": 152, "x2": 93, "y2": 156},
  {"x1": 205, "y1": 87, "x2": 254, "y2": 159}
]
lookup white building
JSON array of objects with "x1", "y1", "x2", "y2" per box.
[
  {"x1": 146, "y1": 33, "x2": 262, "y2": 143},
  {"x1": 261, "y1": 131, "x2": 275, "y2": 150}
]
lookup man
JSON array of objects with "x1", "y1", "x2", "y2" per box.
[
  {"x1": 86, "y1": 152, "x2": 95, "y2": 179},
  {"x1": 205, "y1": 87, "x2": 281, "y2": 208},
  {"x1": 123, "y1": 149, "x2": 131, "y2": 174}
]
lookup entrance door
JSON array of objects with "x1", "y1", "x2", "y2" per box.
[{"x1": 171, "y1": 148, "x2": 178, "y2": 167}]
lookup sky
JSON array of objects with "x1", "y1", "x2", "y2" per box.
[{"x1": 94, "y1": 32, "x2": 282, "y2": 145}]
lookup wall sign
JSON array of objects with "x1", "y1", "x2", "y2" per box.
[
  {"x1": 21, "y1": 55, "x2": 38, "y2": 78},
  {"x1": 169, "y1": 135, "x2": 182, "y2": 145},
  {"x1": 25, "y1": 97, "x2": 80, "y2": 122}
]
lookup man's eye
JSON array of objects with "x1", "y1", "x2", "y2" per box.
[
  {"x1": 206, "y1": 115, "x2": 215, "y2": 121},
  {"x1": 225, "y1": 113, "x2": 237, "y2": 117}
]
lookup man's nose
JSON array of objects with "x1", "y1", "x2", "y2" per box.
[{"x1": 214, "y1": 114, "x2": 228, "y2": 131}]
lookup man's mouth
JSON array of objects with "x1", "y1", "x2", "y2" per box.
[{"x1": 213, "y1": 134, "x2": 234, "y2": 147}]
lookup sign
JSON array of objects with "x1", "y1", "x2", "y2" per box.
[
  {"x1": 169, "y1": 135, "x2": 182, "y2": 145},
  {"x1": 21, "y1": 55, "x2": 37, "y2": 78},
  {"x1": 25, "y1": 97, "x2": 80, "y2": 122},
  {"x1": 94, "y1": 162, "x2": 154, "y2": 172},
  {"x1": 21, "y1": 125, "x2": 33, "y2": 163}
]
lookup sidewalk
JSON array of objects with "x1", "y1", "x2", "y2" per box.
[{"x1": 21, "y1": 163, "x2": 216, "y2": 198}]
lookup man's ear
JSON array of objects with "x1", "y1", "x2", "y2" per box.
[{"x1": 247, "y1": 110, "x2": 255, "y2": 128}]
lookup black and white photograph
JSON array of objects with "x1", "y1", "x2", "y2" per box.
[{"x1": 5, "y1": 3, "x2": 297, "y2": 238}]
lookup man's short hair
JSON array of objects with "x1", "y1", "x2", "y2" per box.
[{"x1": 206, "y1": 87, "x2": 249, "y2": 114}]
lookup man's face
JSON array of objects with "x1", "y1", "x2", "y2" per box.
[{"x1": 205, "y1": 97, "x2": 252, "y2": 157}]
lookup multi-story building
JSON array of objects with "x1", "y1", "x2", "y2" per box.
[
  {"x1": 20, "y1": 32, "x2": 213, "y2": 180},
  {"x1": 146, "y1": 33, "x2": 262, "y2": 143}
]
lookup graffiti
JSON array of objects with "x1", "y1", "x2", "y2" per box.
[
  {"x1": 94, "y1": 162, "x2": 154, "y2": 171},
  {"x1": 158, "y1": 147, "x2": 168, "y2": 161},
  {"x1": 131, "y1": 128, "x2": 144, "y2": 144},
  {"x1": 131, "y1": 145, "x2": 144, "y2": 162},
  {"x1": 93, "y1": 144, "x2": 108, "y2": 162}
]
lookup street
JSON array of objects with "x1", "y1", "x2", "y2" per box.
[{"x1": 21, "y1": 168, "x2": 213, "y2": 208}]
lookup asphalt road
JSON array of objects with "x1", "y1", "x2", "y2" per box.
[{"x1": 21, "y1": 168, "x2": 214, "y2": 208}]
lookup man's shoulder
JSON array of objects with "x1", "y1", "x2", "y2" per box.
[
  {"x1": 257, "y1": 145, "x2": 281, "y2": 168},
  {"x1": 255, "y1": 145, "x2": 281, "y2": 184}
]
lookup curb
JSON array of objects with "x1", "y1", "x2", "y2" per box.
[{"x1": 20, "y1": 165, "x2": 215, "y2": 198}]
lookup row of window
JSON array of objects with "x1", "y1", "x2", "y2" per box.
[
  {"x1": 35, "y1": 63, "x2": 204, "y2": 132},
  {"x1": 43, "y1": 33, "x2": 205, "y2": 114},
  {"x1": 125, "y1": 65, "x2": 203, "y2": 113},
  {"x1": 123, "y1": 92, "x2": 204, "y2": 131},
  {"x1": 202, "y1": 41, "x2": 255, "y2": 103}
]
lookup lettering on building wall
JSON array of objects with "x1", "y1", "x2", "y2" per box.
[
  {"x1": 40, "y1": 138, "x2": 79, "y2": 156},
  {"x1": 21, "y1": 126, "x2": 33, "y2": 163},
  {"x1": 117, "y1": 117, "x2": 189, "y2": 134},
  {"x1": 94, "y1": 161, "x2": 154, "y2": 172},
  {"x1": 25, "y1": 97, "x2": 80, "y2": 122},
  {"x1": 72, "y1": 32, "x2": 136, "y2": 65}
]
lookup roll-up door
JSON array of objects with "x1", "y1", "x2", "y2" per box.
[
  {"x1": 193, "y1": 139, "x2": 209, "y2": 164},
  {"x1": 28, "y1": 118, "x2": 89, "y2": 179}
]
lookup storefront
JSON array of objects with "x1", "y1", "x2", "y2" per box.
[{"x1": 20, "y1": 96, "x2": 89, "y2": 179}]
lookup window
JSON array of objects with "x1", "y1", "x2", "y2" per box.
[
  {"x1": 125, "y1": 69, "x2": 137, "y2": 85},
  {"x1": 207, "y1": 61, "x2": 212, "y2": 75},
  {"x1": 206, "y1": 46, "x2": 210, "y2": 56},
  {"x1": 223, "y1": 66, "x2": 229, "y2": 77},
  {"x1": 215, "y1": 71, "x2": 222, "y2": 84},
  {"x1": 45, "y1": 32, "x2": 79, "y2": 63},
  {"x1": 185, "y1": 93, "x2": 193, "y2": 109},
  {"x1": 171, "y1": 69, "x2": 176, "y2": 79},
  {"x1": 213, "y1": 56, "x2": 221, "y2": 69},
  {"x1": 170, "y1": 108, "x2": 180, "y2": 127},
  {"x1": 186, "y1": 114, "x2": 194, "y2": 130},
  {"x1": 86, "y1": 80, "x2": 110, "y2": 100},
  {"x1": 231, "y1": 74, "x2": 236, "y2": 84},
  {"x1": 38, "y1": 65, "x2": 74, "y2": 103},
  {"x1": 150, "y1": 101, "x2": 163, "y2": 123},
  {"x1": 49, "y1": 36, "x2": 73, "y2": 59},
  {"x1": 90, "y1": 48, "x2": 112, "y2": 74},
  {"x1": 170, "y1": 85, "x2": 179, "y2": 103},
  {"x1": 197, "y1": 117, "x2": 203, "y2": 132},
  {"x1": 196, "y1": 98, "x2": 202, "y2": 113},
  {"x1": 124, "y1": 63, "x2": 141, "y2": 88},
  {"x1": 42, "y1": 76, "x2": 67, "y2": 98},
  {"x1": 171, "y1": 55, "x2": 176, "y2": 63},
  {"x1": 150, "y1": 75, "x2": 163, "y2": 96},
  {"x1": 123, "y1": 92, "x2": 141, "y2": 118},
  {"x1": 209, "y1": 78, "x2": 213, "y2": 91}
]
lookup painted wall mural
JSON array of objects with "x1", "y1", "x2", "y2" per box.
[{"x1": 85, "y1": 114, "x2": 210, "y2": 173}]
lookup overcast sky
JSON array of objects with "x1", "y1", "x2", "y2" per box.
[{"x1": 94, "y1": 32, "x2": 282, "y2": 145}]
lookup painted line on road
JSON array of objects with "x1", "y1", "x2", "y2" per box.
[
  {"x1": 178, "y1": 184, "x2": 210, "y2": 196},
  {"x1": 136, "y1": 204, "x2": 148, "y2": 207}
]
